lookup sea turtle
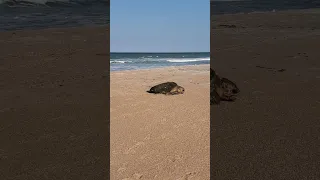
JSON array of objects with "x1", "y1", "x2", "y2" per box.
[
  {"x1": 147, "y1": 82, "x2": 185, "y2": 95},
  {"x1": 211, "y1": 68, "x2": 240, "y2": 105}
]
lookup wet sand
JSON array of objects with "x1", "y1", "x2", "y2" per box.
[
  {"x1": 211, "y1": 9, "x2": 320, "y2": 179},
  {"x1": 110, "y1": 65, "x2": 210, "y2": 179},
  {"x1": 0, "y1": 26, "x2": 110, "y2": 179}
]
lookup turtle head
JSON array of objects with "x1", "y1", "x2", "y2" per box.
[{"x1": 177, "y1": 86, "x2": 185, "y2": 94}]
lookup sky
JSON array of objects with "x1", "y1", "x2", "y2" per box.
[{"x1": 110, "y1": 0, "x2": 210, "y2": 52}]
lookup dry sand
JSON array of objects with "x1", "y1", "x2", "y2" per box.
[
  {"x1": 110, "y1": 65, "x2": 210, "y2": 179},
  {"x1": 0, "y1": 26, "x2": 110, "y2": 179},
  {"x1": 211, "y1": 9, "x2": 320, "y2": 179}
]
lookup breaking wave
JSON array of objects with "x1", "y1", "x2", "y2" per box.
[
  {"x1": 110, "y1": 57, "x2": 210, "y2": 64},
  {"x1": 166, "y1": 57, "x2": 210, "y2": 63},
  {"x1": 0, "y1": 0, "x2": 109, "y2": 7},
  {"x1": 110, "y1": 53, "x2": 210, "y2": 71},
  {"x1": 111, "y1": 60, "x2": 133, "y2": 64}
]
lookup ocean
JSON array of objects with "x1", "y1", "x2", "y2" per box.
[
  {"x1": 110, "y1": 52, "x2": 210, "y2": 71},
  {"x1": 0, "y1": 0, "x2": 109, "y2": 31},
  {"x1": 211, "y1": 0, "x2": 320, "y2": 15}
]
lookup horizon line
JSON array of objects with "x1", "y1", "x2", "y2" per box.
[{"x1": 110, "y1": 51, "x2": 210, "y2": 53}]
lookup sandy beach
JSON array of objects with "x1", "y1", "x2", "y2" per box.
[
  {"x1": 211, "y1": 9, "x2": 320, "y2": 179},
  {"x1": 110, "y1": 65, "x2": 210, "y2": 179},
  {"x1": 0, "y1": 26, "x2": 110, "y2": 179}
]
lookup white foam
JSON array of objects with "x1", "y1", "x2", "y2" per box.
[
  {"x1": 0, "y1": 0, "x2": 104, "y2": 5},
  {"x1": 0, "y1": 0, "x2": 70, "y2": 5},
  {"x1": 167, "y1": 57, "x2": 210, "y2": 63},
  {"x1": 111, "y1": 60, "x2": 132, "y2": 64}
]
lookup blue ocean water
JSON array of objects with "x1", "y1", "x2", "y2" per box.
[
  {"x1": 0, "y1": 0, "x2": 109, "y2": 31},
  {"x1": 110, "y1": 52, "x2": 210, "y2": 71},
  {"x1": 211, "y1": 0, "x2": 320, "y2": 15}
]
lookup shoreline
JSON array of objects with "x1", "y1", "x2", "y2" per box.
[
  {"x1": 211, "y1": 5, "x2": 320, "y2": 16},
  {"x1": 0, "y1": 24, "x2": 110, "y2": 33},
  {"x1": 110, "y1": 64, "x2": 210, "y2": 72},
  {"x1": 211, "y1": 8, "x2": 320, "y2": 16}
]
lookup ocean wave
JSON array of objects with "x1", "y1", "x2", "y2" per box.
[
  {"x1": 110, "y1": 57, "x2": 210, "y2": 64},
  {"x1": 166, "y1": 57, "x2": 210, "y2": 63},
  {"x1": 110, "y1": 60, "x2": 133, "y2": 64},
  {"x1": 0, "y1": 0, "x2": 109, "y2": 7}
]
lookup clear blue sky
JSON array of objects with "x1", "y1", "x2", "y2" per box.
[{"x1": 110, "y1": 0, "x2": 210, "y2": 52}]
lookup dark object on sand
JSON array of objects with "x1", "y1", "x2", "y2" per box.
[
  {"x1": 219, "y1": 24, "x2": 237, "y2": 28},
  {"x1": 256, "y1": 65, "x2": 286, "y2": 72},
  {"x1": 211, "y1": 68, "x2": 240, "y2": 105},
  {"x1": 147, "y1": 82, "x2": 185, "y2": 95}
]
